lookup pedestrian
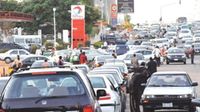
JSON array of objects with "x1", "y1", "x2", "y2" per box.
[
  {"x1": 12, "y1": 55, "x2": 23, "y2": 72},
  {"x1": 42, "y1": 59, "x2": 50, "y2": 68},
  {"x1": 190, "y1": 45, "x2": 195, "y2": 64},
  {"x1": 153, "y1": 46, "x2": 161, "y2": 66},
  {"x1": 147, "y1": 57, "x2": 157, "y2": 77},
  {"x1": 129, "y1": 65, "x2": 148, "y2": 112},
  {"x1": 131, "y1": 54, "x2": 139, "y2": 72},
  {"x1": 58, "y1": 56, "x2": 64, "y2": 66},
  {"x1": 79, "y1": 52, "x2": 88, "y2": 64}
]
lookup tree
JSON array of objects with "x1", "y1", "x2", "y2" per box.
[{"x1": 17, "y1": 0, "x2": 100, "y2": 35}]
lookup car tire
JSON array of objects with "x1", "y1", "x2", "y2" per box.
[
  {"x1": 4, "y1": 57, "x2": 12, "y2": 64},
  {"x1": 184, "y1": 61, "x2": 186, "y2": 64},
  {"x1": 143, "y1": 107, "x2": 154, "y2": 112}
]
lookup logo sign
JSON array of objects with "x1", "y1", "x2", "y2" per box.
[
  {"x1": 118, "y1": 0, "x2": 134, "y2": 13},
  {"x1": 71, "y1": 5, "x2": 85, "y2": 19},
  {"x1": 111, "y1": 4, "x2": 118, "y2": 18}
]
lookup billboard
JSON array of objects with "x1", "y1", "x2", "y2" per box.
[
  {"x1": 118, "y1": 0, "x2": 134, "y2": 13},
  {"x1": 71, "y1": 5, "x2": 85, "y2": 19}
]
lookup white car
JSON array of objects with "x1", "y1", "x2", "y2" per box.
[
  {"x1": 179, "y1": 29, "x2": 192, "y2": 39},
  {"x1": 141, "y1": 71, "x2": 198, "y2": 112},
  {"x1": 0, "y1": 49, "x2": 30, "y2": 64},
  {"x1": 89, "y1": 75, "x2": 122, "y2": 112}
]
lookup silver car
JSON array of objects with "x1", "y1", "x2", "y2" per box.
[{"x1": 141, "y1": 71, "x2": 198, "y2": 112}]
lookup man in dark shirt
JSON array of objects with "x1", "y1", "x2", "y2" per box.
[
  {"x1": 190, "y1": 45, "x2": 195, "y2": 64},
  {"x1": 147, "y1": 57, "x2": 157, "y2": 77}
]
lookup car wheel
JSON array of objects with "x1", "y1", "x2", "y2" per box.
[
  {"x1": 184, "y1": 61, "x2": 186, "y2": 64},
  {"x1": 4, "y1": 57, "x2": 12, "y2": 64},
  {"x1": 143, "y1": 107, "x2": 154, "y2": 112}
]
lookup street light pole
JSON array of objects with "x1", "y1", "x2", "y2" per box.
[{"x1": 53, "y1": 8, "x2": 56, "y2": 48}]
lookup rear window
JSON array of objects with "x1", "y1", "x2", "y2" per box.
[
  {"x1": 4, "y1": 72, "x2": 86, "y2": 99},
  {"x1": 89, "y1": 77, "x2": 106, "y2": 88}
]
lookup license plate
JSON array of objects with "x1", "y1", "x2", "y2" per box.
[
  {"x1": 162, "y1": 103, "x2": 173, "y2": 107},
  {"x1": 174, "y1": 59, "x2": 178, "y2": 61}
]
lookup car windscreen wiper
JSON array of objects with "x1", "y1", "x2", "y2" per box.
[
  {"x1": 35, "y1": 96, "x2": 68, "y2": 104},
  {"x1": 161, "y1": 85, "x2": 177, "y2": 87},
  {"x1": 148, "y1": 84, "x2": 161, "y2": 87}
]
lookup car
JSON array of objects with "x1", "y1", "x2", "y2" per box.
[
  {"x1": 21, "y1": 55, "x2": 49, "y2": 68},
  {"x1": 166, "y1": 47, "x2": 187, "y2": 64},
  {"x1": 0, "y1": 68, "x2": 103, "y2": 112},
  {"x1": 88, "y1": 71, "x2": 126, "y2": 112},
  {"x1": 141, "y1": 71, "x2": 198, "y2": 112},
  {"x1": 89, "y1": 75, "x2": 121, "y2": 112},
  {"x1": 0, "y1": 49, "x2": 31, "y2": 64},
  {"x1": 93, "y1": 55, "x2": 114, "y2": 67},
  {"x1": 115, "y1": 44, "x2": 130, "y2": 55},
  {"x1": 119, "y1": 52, "x2": 145, "y2": 72},
  {"x1": 30, "y1": 60, "x2": 58, "y2": 68},
  {"x1": 192, "y1": 42, "x2": 200, "y2": 54},
  {"x1": 179, "y1": 29, "x2": 192, "y2": 39},
  {"x1": 0, "y1": 77, "x2": 10, "y2": 94}
]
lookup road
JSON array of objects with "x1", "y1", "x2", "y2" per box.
[{"x1": 125, "y1": 55, "x2": 200, "y2": 112}]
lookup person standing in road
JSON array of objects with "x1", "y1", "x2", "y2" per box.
[
  {"x1": 112, "y1": 50, "x2": 117, "y2": 59},
  {"x1": 58, "y1": 56, "x2": 64, "y2": 66},
  {"x1": 79, "y1": 52, "x2": 88, "y2": 64},
  {"x1": 190, "y1": 45, "x2": 195, "y2": 64},
  {"x1": 153, "y1": 46, "x2": 161, "y2": 67},
  {"x1": 42, "y1": 59, "x2": 50, "y2": 68},
  {"x1": 12, "y1": 55, "x2": 23, "y2": 72},
  {"x1": 131, "y1": 54, "x2": 139, "y2": 72},
  {"x1": 147, "y1": 57, "x2": 157, "y2": 77}
]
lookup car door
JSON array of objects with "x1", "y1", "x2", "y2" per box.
[
  {"x1": 23, "y1": 57, "x2": 37, "y2": 67},
  {"x1": 9, "y1": 50, "x2": 19, "y2": 60}
]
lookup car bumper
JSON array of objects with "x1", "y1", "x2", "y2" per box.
[
  {"x1": 141, "y1": 98, "x2": 195, "y2": 111},
  {"x1": 167, "y1": 58, "x2": 186, "y2": 62},
  {"x1": 100, "y1": 102, "x2": 121, "y2": 112}
]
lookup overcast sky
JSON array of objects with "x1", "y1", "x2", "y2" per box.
[{"x1": 119, "y1": 0, "x2": 200, "y2": 24}]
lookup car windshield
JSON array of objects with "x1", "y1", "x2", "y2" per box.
[
  {"x1": 148, "y1": 74, "x2": 191, "y2": 87},
  {"x1": 125, "y1": 54, "x2": 144, "y2": 60},
  {"x1": 4, "y1": 73, "x2": 85, "y2": 99},
  {"x1": 89, "y1": 77, "x2": 106, "y2": 88},
  {"x1": 168, "y1": 48, "x2": 184, "y2": 53}
]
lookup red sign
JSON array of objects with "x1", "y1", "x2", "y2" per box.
[
  {"x1": 71, "y1": 19, "x2": 86, "y2": 48},
  {"x1": 111, "y1": 4, "x2": 117, "y2": 18}
]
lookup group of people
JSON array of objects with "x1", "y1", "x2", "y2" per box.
[{"x1": 130, "y1": 54, "x2": 157, "y2": 112}]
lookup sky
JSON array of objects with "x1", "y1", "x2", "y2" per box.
[{"x1": 118, "y1": 0, "x2": 200, "y2": 24}]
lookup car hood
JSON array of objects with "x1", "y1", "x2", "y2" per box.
[
  {"x1": 167, "y1": 53, "x2": 185, "y2": 56},
  {"x1": 143, "y1": 87, "x2": 194, "y2": 95}
]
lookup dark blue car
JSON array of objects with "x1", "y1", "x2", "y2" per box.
[{"x1": 115, "y1": 45, "x2": 129, "y2": 55}]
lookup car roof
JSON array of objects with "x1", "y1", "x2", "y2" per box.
[{"x1": 153, "y1": 71, "x2": 187, "y2": 75}]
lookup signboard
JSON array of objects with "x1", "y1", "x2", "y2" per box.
[
  {"x1": 111, "y1": 4, "x2": 118, "y2": 27},
  {"x1": 118, "y1": 0, "x2": 134, "y2": 13},
  {"x1": 71, "y1": 5, "x2": 85, "y2": 19}
]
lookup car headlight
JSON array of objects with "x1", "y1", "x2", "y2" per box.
[
  {"x1": 178, "y1": 94, "x2": 192, "y2": 98},
  {"x1": 182, "y1": 55, "x2": 186, "y2": 58},
  {"x1": 142, "y1": 95, "x2": 155, "y2": 99}
]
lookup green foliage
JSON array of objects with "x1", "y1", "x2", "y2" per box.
[
  {"x1": 16, "y1": 0, "x2": 100, "y2": 35},
  {"x1": 29, "y1": 44, "x2": 38, "y2": 54},
  {"x1": 44, "y1": 41, "x2": 53, "y2": 49},
  {"x1": 93, "y1": 41, "x2": 103, "y2": 49}
]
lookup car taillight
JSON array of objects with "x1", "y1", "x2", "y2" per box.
[
  {"x1": 99, "y1": 93, "x2": 111, "y2": 100},
  {"x1": 83, "y1": 105, "x2": 94, "y2": 112},
  {"x1": 0, "y1": 109, "x2": 5, "y2": 112}
]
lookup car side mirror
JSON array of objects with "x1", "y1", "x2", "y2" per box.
[
  {"x1": 97, "y1": 89, "x2": 106, "y2": 100},
  {"x1": 192, "y1": 82, "x2": 198, "y2": 86}
]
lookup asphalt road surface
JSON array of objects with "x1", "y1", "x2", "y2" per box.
[{"x1": 125, "y1": 55, "x2": 200, "y2": 112}]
